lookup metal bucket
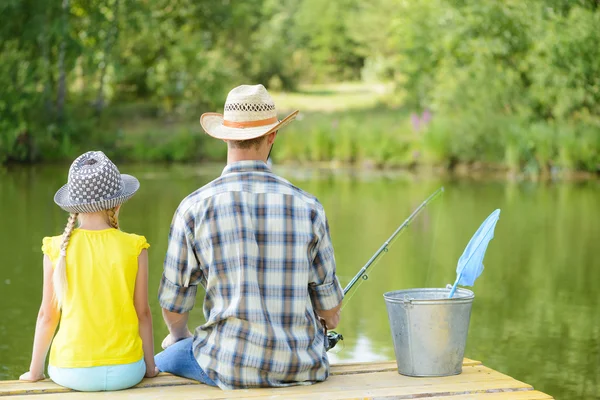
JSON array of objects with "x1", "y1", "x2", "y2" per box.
[{"x1": 383, "y1": 288, "x2": 474, "y2": 377}]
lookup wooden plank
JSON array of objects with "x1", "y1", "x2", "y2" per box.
[
  {"x1": 0, "y1": 382, "x2": 538, "y2": 400},
  {"x1": 0, "y1": 374, "x2": 198, "y2": 396},
  {"x1": 419, "y1": 391, "x2": 554, "y2": 400},
  {"x1": 0, "y1": 365, "x2": 539, "y2": 399},
  {"x1": 0, "y1": 359, "x2": 483, "y2": 397},
  {"x1": 330, "y1": 358, "x2": 481, "y2": 375}
]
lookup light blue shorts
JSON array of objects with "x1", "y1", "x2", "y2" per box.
[{"x1": 48, "y1": 359, "x2": 145, "y2": 392}]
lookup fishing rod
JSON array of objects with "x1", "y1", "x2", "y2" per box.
[{"x1": 325, "y1": 186, "x2": 445, "y2": 351}]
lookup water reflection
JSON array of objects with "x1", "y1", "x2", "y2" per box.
[{"x1": 0, "y1": 164, "x2": 598, "y2": 399}]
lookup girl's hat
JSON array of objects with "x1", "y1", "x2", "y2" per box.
[
  {"x1": 200, "y1": 84, "x2": 299, "y2": 141},
  {"x1": 54, "y1": 151, "x2": 140, "y2": 213}
]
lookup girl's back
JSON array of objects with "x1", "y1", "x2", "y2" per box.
[
  {"x1": 43, "y1": 229, "x2": 149, "y2": 368},
  {"x1": 20, "y1": 151, "x2": 158, "y2": 392}
]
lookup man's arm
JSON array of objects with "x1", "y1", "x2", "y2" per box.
[
  {"x1": 160, "y1": 309, "x2": 192, "y2": 348},
  {"x1": 158, "y1": 209, "x2": 201, "y2": 348},
  {"x1": 309, "y1": 209, "x2": 344, "y2": 330}
]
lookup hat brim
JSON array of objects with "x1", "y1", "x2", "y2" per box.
[
  {"x1": 199, "y1": 110, "x2": 299, "y2": 140},
  {"x1": 54, "y1": 174, "x2": 140, "y2": 214}
]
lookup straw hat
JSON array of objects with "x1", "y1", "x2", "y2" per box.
[
  {"x1": 54, "y1": 151, "x2": 140, "y2": 213},
  {"x1": 200, "y1": 84, "x2": 299, "y2": 140}
]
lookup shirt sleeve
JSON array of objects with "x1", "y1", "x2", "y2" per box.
[
  {"x1": 158, "y1": 209, "x2": 199, "y2": 313},
  {"x1": 135, "y1": 235, "x2": 150, "y2": 256},
  {"x1": 309, "y1": 209, "x2": 344, "y2": 311},
  {"x1": 41, "y1": 236, "x2": 60, "y2": 266}
]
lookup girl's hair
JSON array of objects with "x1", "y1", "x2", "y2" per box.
[
  {"x1": 52, "y1": 213, "x2": 78, "y2": 307},
  {"x1": 106, "y1": 207, "x2": 119, "y2": 229},
  {"x1": 52, "y1": 207, "x2": 119, "y2": 307}
]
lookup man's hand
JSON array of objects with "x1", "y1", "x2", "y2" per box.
[
  {"x1": 161, "y1": 330, "x2": 193, "y2": 349},
  {"x1": 316, "y1": 301, "x2": 342, "y2": 330}
]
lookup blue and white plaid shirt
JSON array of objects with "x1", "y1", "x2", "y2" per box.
[{"x1": 158, "y1": 160, "x2": 344, "y2": 389}]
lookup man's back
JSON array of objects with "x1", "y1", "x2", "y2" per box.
[{"x1": 159, "y1": 160, "x2": 344, "y2": 389}]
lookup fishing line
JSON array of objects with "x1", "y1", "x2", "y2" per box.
[
  {"x1": 424, "y1": 189, "x2": 444, "y2": 286},
  {"x1": 342, "y1": 186, "x2": 444, "y2": 309},
  {"x1": 325, "y1": 187, "x2": 445, "y2": 351}
]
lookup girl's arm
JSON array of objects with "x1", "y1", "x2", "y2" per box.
[
  {"x1": 20, "y1": 255, "x2": 61, "y2": 381},
  {"x1": 134, "y1": 249, "x2": 159, "y2": 378}
]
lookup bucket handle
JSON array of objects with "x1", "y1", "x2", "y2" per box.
[{"x1": 402, "y1": 294, "x2": 414, "y2": 308}]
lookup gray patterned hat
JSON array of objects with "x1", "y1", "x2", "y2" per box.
[{"x1": 54, "y1": 151, "x2": 140, "y2": 213}]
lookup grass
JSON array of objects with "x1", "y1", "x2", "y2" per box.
[
  {"x1": 274, "y1": 107, "x2": 416, "y2": 168},
  {"x1": 271, "y1": 82, "x2": 392, "y2": 113},
  {"x1": 270, "y1": 84, "x2": 599, "y2": 177},
  {"x1": 55, "y1": 82, "x2": 598, "y2": 178}
]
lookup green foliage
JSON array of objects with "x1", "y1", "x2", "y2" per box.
[
  {"x1": 275, "y1": 109, "x2": 417, "y2": 168},
  {"x1": 275, "y1": 93, "x2": 598, "y2": 176},
  {"x1": 0, "y1": 0, "x2": 366, "y2": 163},
  {"x1": 293, "y1": 0, "x2": 363, "y2": 81},
  {"x1": 0, "y1": 41, "x2": 38, "y2": 163},
  {"x1": 527, "y1": 6, "x2": 600, "y2": 120},
  {"x1": 0, "y1": 0, "x2": 598, "y2": 174},
  {"x1": 350, "y1": 0, "x2": 600, "y2": 173}
]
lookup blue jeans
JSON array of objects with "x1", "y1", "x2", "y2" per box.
[
  {"x1": 48, "y1": 359, "x2": 145, "y2": 391},
  {"x1": 155, "y1": 337, "x2": 216, "y2": 386}
]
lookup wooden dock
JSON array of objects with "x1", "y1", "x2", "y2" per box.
[{"x1": 0, "y1": 359, "x2": 553, "y2": 399}]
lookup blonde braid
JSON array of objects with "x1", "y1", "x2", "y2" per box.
[
  {"x1": 107, "y1": 207, "x2": 119, "y2": 229},
  {"x1": 53, "y1": 213, "x2": 78, "y2": 307}
]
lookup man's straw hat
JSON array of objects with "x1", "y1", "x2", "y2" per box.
[{"x1": 200, "y1": 84, "x2": 299, "y2": 140}]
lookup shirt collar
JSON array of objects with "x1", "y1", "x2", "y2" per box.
[{"x1": 221, "y1": 160, "x2": 271, "y2": 176}]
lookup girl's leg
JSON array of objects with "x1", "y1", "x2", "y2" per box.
[
  {"x1": 155, "y1": 337, "x2": 216, "y2": 386},
  {"x1": 105, "y1": 359, "x2": 146, "y2": 391}
]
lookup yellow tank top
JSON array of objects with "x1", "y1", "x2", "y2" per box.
[{"x1": 42, "y1": 228, "x2": 149, "y2": 368}]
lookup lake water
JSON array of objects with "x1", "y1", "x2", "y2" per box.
[{"x1": 0, "y1": 164, "x2": 598, "y2": 399}]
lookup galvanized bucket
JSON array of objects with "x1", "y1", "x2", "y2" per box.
[{"x1": 383, "y1": 288, "x2": 474, "y2": 377}]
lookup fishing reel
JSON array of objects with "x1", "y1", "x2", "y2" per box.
[
  {"x1": 319, "y1": 317, "x2": 344, "y2": 351},
  {"x1": 325, "y1": 331, "x2": 344, "y2": 351}
]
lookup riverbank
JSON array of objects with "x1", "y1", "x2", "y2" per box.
[{"x1": 4, "y1": 83, "x2": 598, "y2": 179}]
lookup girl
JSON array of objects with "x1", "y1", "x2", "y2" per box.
[{"x1": 19, "y1": 151, "x2": 158, "y2": 391}]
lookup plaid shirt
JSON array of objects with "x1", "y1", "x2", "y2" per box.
[{"x1": 158, "y1": 160, "x2": 344, "y2": 389}]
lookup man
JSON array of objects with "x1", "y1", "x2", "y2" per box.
[{"x1": 155, "y1": 84, "x2": 344, "y2": 389}]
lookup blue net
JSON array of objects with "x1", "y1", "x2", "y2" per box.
[{"x1": 449, "y1": 209, "x2": 501, "y2": 297}]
